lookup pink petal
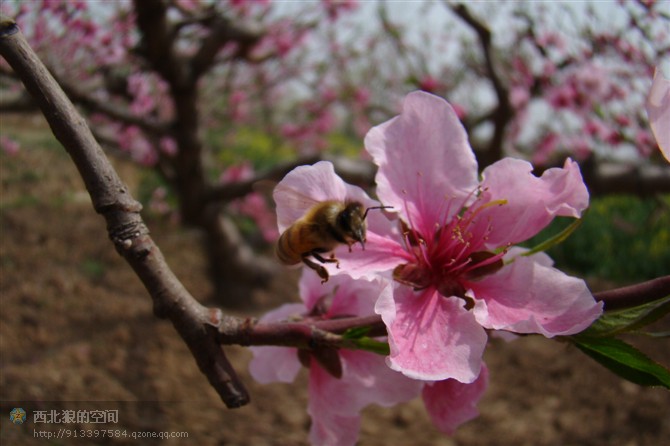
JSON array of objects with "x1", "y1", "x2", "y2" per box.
[
  {"x1": 471, "y1": 254, "x2": 603, "y2": 337},
  {"x1": 476, "y1": 157, "x2": 589, "y2": 248},
  {"x1": 307, "y1": 350, "x2": 422, "y2": 446},
  {"x1": 339, "y1": 350, "x2": 422, "y2": 409},
  {"x1": 248, "y1": 303, "x2": 306, "y2": 383},
  {"x1": 299, "y1": 269, "x2": 388, "y2": 318},
  {"x1": 248, "y1": 346, "x2": 302, "y2": 384},
  {"x1": 422, "y1": 364, "x2": 489, "y2": 435},
  {"x1": 376, "y1": 286, "x2": 486, "y2": 382},
  {"x1": 273, "y1": 161, "x2": 374, "y2": 233},
  {"x1": 311, "y1": 351, "x2": 421, "y2": 413},
  {"x1": 308, "y1": 365, "x2": 361, "y2": 446},
  {"x1": 646, "y1": 69, "x2": 670, "y2": 162},
  {"x1": 364, "y1": 91, "x2": 479, "y2": 236},
  {"x1": 324, "y1": 231, "x2": 412, "y2": 281}
]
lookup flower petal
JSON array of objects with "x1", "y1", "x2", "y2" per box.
[
  {"x1": 324, "y1": 231, "x2": 412, "y2": 281},
  {"x1": 308, "y1": 365, "x2": 361, "y2": 446},
  {"x1": 471, "y1": 254, "x2": 603, "y2": 337},
  {"x1": 365, "y1": 91, "x2": 479, "y2": 236},
  {"x1": 339, "y1": 350, "x2": 422, "y2": 409},
  {"x1": 476, "y1": 157, "x2": 589, "y2": 247},
  {"x1": 249, "y1": 346, "x2": 302, "y2": 384},
  {"x1": 299, "y1": 268, "x2": 390, "y2": 317},
  {"x1": 376, "y1": 286, "x2": 486, "y2": 382},
  {"x1": 422, "y1": 364, "x2": 489, "y2": 435},
  {"x1": 646, "y1": 69, "x2": 670, "y2": 162},
  {"x1": 248, "y1": 303, "x2": 306, "y2": 384},
  {"x1": 307, "y1": 350, "x2": 422, "y2": 446}
]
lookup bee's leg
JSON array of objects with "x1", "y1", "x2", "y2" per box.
[
  {"x1": 302, "y1": 255, "x2": 330, "y2": 283},
  {"x1": 329, "y1": 253, "x2": 340, "y2": 269},
  {"x1": 311, "y1": 251, "x2": 340, "y2": 269}
]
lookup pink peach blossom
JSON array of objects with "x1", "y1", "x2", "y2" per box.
[
  {"x1": 249, "y1": 272, "x2": 421, "y2": 446},
  {"x1": 250, "y1": 270, "x2": 489, "y2": 445},
  {"x1": 273, "y1": 92, "x2": 602, "y2": 383}
]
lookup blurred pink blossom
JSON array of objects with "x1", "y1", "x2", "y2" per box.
[
  {"x1": 220, "y1": 162, "x2": 278, "y2": 242},
  {"x1": 322, "y1": 0, "x2": 358, "y2": 21},
  {"x1": 128, "y1": 73, "x2": 156, "y2": 115},
  {"x1": 159, "y1": 137, "x2": 178, "y2": 157},
  {"x1": 0, "y1": 135, "x2": 20, "y2": 156},
  {"x1": 509, "y1": 86, "x2": 530, "y2": 110},
  {"x1": 418, "y1": 75, "x2": 441, "y2": 93},
  {"x1": 229, "y1": 91, "x2": 250, "y2": 123}
]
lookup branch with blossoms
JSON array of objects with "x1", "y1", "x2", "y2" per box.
[{"x1": 217, "y1": 275, "x2": 670, "y2": 350}]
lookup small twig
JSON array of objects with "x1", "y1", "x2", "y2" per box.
[
  {"x1": 594, "y1": 276, "x2": 670, "y2": 311},
  {"x1": 0, "y1": 14, "x2": 249, "y2": 409},
  {"x1": 217, "y1": 314, "x2": 387, "y2": 349},
  {"x1": 58, "y1": 76, "x2": 171, "y2": 136},
  {"x1": 190, "y1": 13, "x2": 262, "y2": 78}
]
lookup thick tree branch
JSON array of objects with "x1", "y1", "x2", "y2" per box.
[
  {"x1": 0, "y1": 15, "x2": 249, "y2": 409},
  {"x1": 133, "y1": 0, "x2": 208, "y2": 226},
  {"x1": 133, "y1": 0, "x2": 184, "y2": 86}
]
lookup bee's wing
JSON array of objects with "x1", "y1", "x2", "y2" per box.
[{"x1": 273, "y1": 182, "x2": 322, "y2": 232}]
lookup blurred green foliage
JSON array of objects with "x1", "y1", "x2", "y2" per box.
[
  {"x1": 525, "y1": 195, "x2": 670, "y2": 282},
  {"x1": 207, "y1": 126, "x2": 295, "y2": 172}
]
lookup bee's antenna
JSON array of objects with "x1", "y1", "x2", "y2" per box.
[{"x1": 363, "y1": 205, "x2": 393, "y2": 220}]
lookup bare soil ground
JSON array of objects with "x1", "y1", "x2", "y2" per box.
[{"x1": 1, "y1": 115, "x2": 669, "y2": 445}]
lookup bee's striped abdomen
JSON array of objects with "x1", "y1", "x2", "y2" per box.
[{"x1": 276, "y1": 224, "x2": 303, "y2": 265}]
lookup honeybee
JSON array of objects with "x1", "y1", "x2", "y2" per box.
[{"x1": 276, "y1": 200, "x2": 390, "y2": 282}]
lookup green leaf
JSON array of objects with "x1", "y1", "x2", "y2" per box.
[
  {"x1": 572, "y1": 336, "x2": 670, "y2": 389},
  {"x1": 522, "y1": 216, "x2": 584, "y2": 257},
  {"x1": 581, "y1": 295, "x2": 670, "y2": 337}
]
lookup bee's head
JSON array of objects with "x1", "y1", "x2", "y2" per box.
[
  {"x1": 337, "y1": 202, "x2": 392, "y2": 249},
  {"x1": 338, "y1": 202, "x2": 367, "y2": 247}
]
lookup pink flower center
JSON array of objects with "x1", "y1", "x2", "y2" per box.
[{"x1": 393, "y1": 192, "x2": 508, "y2": 309}]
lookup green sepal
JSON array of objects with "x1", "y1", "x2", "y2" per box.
[
  {"x1": 581, "y1": 295, "x2": 670, "y2": 337},
  {"x1": 522, "y1": 216, "x2": 584, "y2": 257},
  {"x1": 571, "y1": 335, "x2": 670, "y2": 389},
  {"x1": 342, "y1": 327, "x2": 390, "y2": 356},
  {"x1": 349, "y1": 337, "x2": 390, "y2": 356},
  {"x1": 342, "y1": 326, "x2": 372, "y2": 340}
]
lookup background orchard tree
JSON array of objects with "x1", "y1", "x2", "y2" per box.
[{"x1": 1, "y1": 0, "x2": 669, "y2": 308}]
